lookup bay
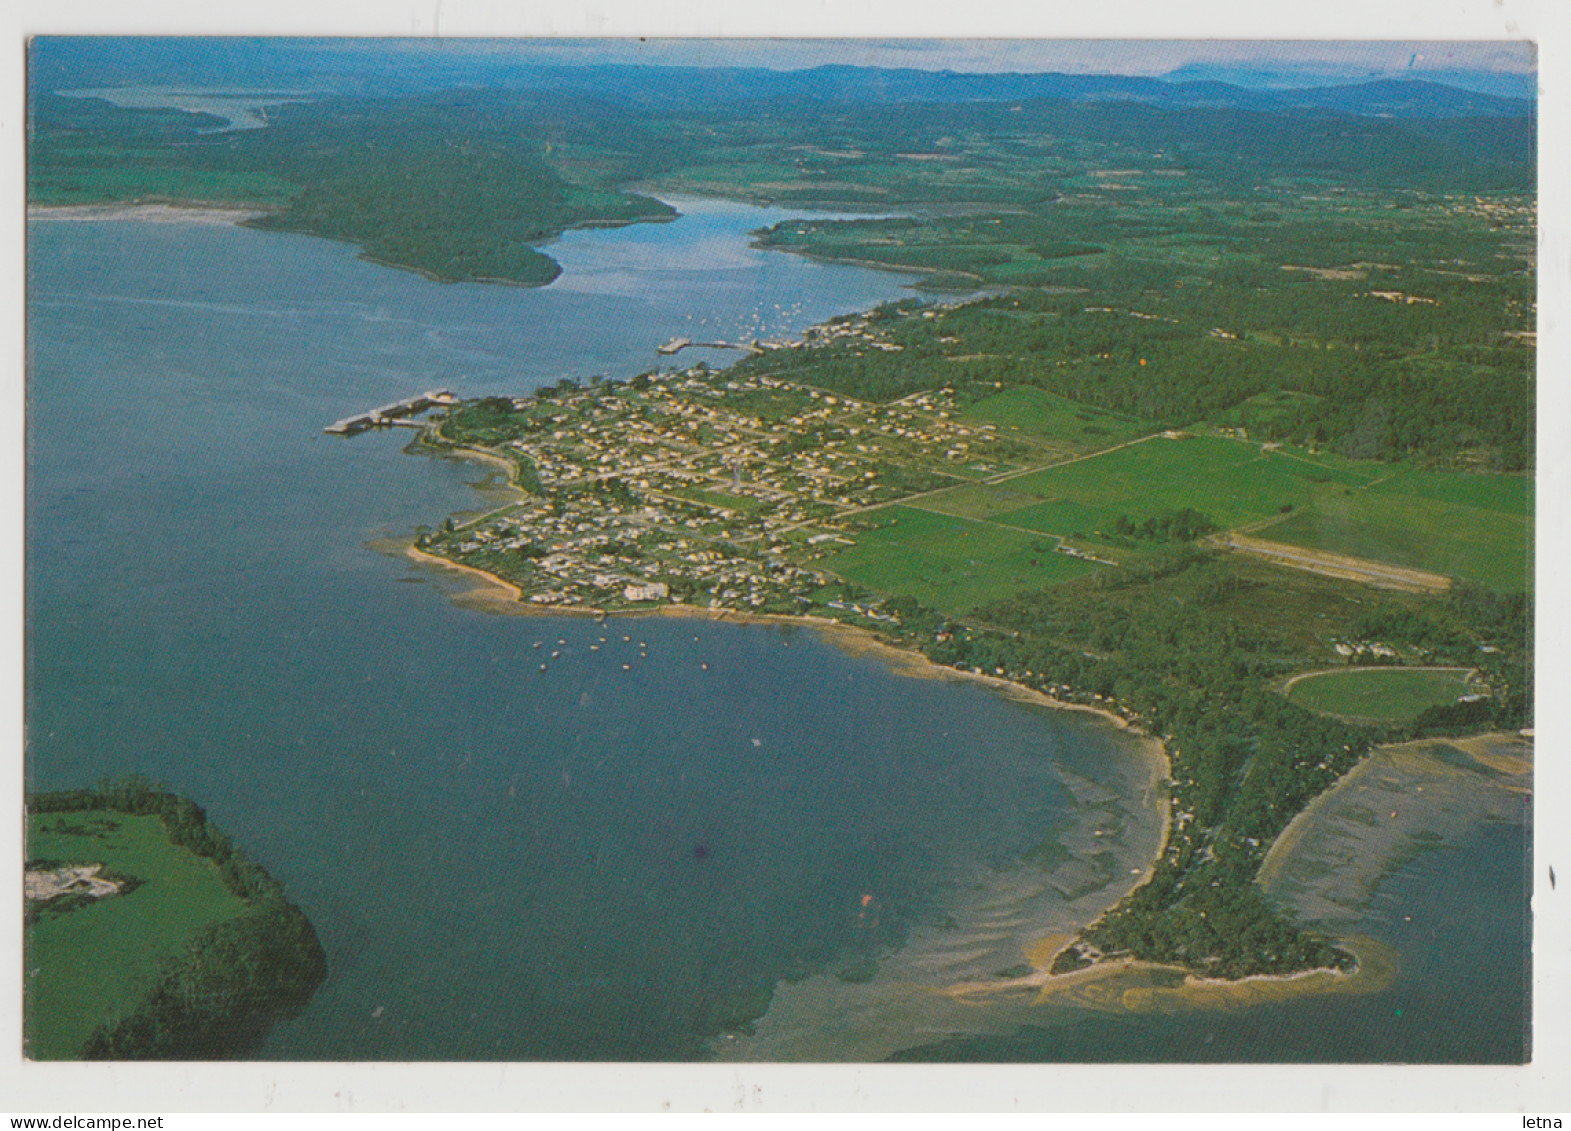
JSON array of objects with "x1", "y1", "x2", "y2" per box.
[{"x1": 25, "y1": 200, "x2": 1164, "y2": 1060}]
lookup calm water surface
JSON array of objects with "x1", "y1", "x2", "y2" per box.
[
  {"x1": 26, "y1": 202, "x2": 1526, "y2": 1062},
  {"x1": 27, "y1": 203, "x2": 1160, "y2": 1059},
  {"x1": 893, "y1": 820, "x2": 1529, "y2": 1063}
]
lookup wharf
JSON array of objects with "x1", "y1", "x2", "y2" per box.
[
  {"x1": 656, "y1": 337, "x2": 771, "y2": 357},
  {"x1": 326, "y1": 389, "x2": 459, "y2": 435}
]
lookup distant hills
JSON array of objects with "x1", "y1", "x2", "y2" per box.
[
  {"x1": 29, "y1": 38, "x2": 1534, "y2": 120},
  {"x1": 484, "y1": 64, "x2": 1536, "y2": 117}
]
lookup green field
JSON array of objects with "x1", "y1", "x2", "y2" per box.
[
  {"x1": 1263, "y1": 466, "x2": 1531, "y2": 591},
  {"x1": 670, "y1": 485, "x2": 767, "y2": 514},
  {"x1": 902, "y1": 433, "x2": 1529, "y2": 592},
  {"x1": 918, "y1": 435, "x2": 1372, "y2": 534},
  {"x1": 959, "y1": 386, "x2": 1149, "y2": 453},
  {"x1": 1285, "y1": 666, "x2": 1477, "y2": 724},
  {"x1": 25, "y1": 811, "x2": 248, "y2": 1059},
  {"x1": 824, "y1": 505, "x2": 1100, "y2": 613}
]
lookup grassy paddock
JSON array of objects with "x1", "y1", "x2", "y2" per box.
[
  {"x1": 911, "y1": 432, "x2": 1528, "y2": 592},
  {"x1": 1264, "y1": 471, "x2": 1530, "y2": 592},
  {"x1": 909, "y1": 435, "x2": 1365, "y2": 528},
  {"x1": 25, "y1": 812, "x2": 247, "y2": 1059},
  {"x1": 825, "y1": 505, "x2": 1099, "y2": 613},
  {"x1": 1285, "y1": 666, "x2": 1476, "y2": 724},
  {"x1": 959, "y1": 386, "x2": 1148, "y2": 452},
  {"x1": 995, "y1": 435, "x2": 1362, "y2": 532}
]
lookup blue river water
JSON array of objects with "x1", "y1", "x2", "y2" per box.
[{"x1": 24, "y1": 201, "x2": 1528, "y2": 1062}]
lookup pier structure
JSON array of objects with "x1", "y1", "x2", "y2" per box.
[
  {"x1": 656, "y1": 337, "x2": 773, "y2": 358},
  {"x1": 325, "y1": 389, "x2": 459, "y2": 436}
]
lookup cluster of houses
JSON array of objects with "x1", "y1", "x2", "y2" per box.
[{"x1": 423, "y1": 365, "x2": 1021, "y2": 617}]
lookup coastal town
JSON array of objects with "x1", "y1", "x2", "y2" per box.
[
  {"x1": 31, "y1": 36, "x2": 1536, "y2": 1074},
  {"x1": 398, "y1": 314, "x2": 1070, "y2": 626}
]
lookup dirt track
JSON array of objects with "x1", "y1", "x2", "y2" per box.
[{"x1": 1220, "y1": 533, "x2": 1451, "y2": 592}]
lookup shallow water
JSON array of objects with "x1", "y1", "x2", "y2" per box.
[
  {"x1": 25, "y1": 203, "x2": 1162, "y2": 1060},
  {"x1": 890, "y1": 818, "x2": 1529, "y2": 1064},
  {"x1": 27, "y1": 201, "x2": 1527, "y2": 1063}
]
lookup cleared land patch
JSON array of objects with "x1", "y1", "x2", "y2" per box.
[
  {"x1": 25, "y1": 811, "x2": 248, "y2": 1059},
  {"x1": 825, "y1": 505, "x2": 1099, "y2": 613},
  {"x1": 1284, "y1": 666, "x2": 1477, "y2": 724},
  {"x1": 1262, "y1": 470, "x2": 1530, "y2": 592},
  {"x1": 936, "y1": 436, "x2": 1357, "y2": 534},
  {"x1": 959, "y1": 386, "x2": 1147, "y2": 457},
  {"x1": 1223, "y1": 534, "x2": 1451, "y2": 592}
]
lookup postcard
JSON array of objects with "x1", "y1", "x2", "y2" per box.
[{"x1": 13, "y1": 16, "x2": 1558, "y2": 1116}]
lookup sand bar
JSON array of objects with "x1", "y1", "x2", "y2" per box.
[{"x1": 28, "y1": 203, "x2": 267, "y2": 225}]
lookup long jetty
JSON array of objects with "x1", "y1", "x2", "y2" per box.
[
  {"x1": 656, "y1": 337, "x2": 772, "y2": 357},
  {"x1": 325, "y1": 389, "x2": 459, "y2": 436}
]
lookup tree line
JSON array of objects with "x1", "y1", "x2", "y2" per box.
[{"x1": 29, "y1": 778, "x2": 328, "y2": 1059}]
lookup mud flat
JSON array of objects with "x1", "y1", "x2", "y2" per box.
[
  {"x1": 709, "y1": 716, "x2": 1168, "y2": 1063},
  {"x1": 1257, "y1": 733, "x2": 1531, "y2": 932},
  {"x1": 713, "y1": 734, "x2": 1529, "y2": 1061}
]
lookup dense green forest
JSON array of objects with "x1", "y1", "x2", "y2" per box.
[
  {"x1": 28, "y1": 90, "x2": 676, "y2": 284},
  {"x1": 27, "y1": 779, "x2": 328, "y2": 1059}
]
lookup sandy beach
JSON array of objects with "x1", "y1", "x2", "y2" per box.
[
  {"x1": 401, "y1": 543, "x2": 523, "y2": 607},
  {"x1": 401, "y1": 536, "x2": 1153, "y2": 734},
  {"x1": 397, "y1": 441, "x2": 1520, "y2": 1059},
  {"x1": 397, "y1": 512, "x2": 1148, "y2": 739},
  {"x1": 27, "y1": 202, "x2": 268, "y2": 225}
]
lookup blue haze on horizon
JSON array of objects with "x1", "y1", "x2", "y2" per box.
[{"x1": 29, "y1": 36, "x2": 1536, "y2": 100}]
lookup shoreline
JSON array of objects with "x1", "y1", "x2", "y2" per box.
[
  {"x1": 1256, "y1": 731, "x2": 1532, "y2": 941},
  {"x1": 937, "y1": 932, "x2": 1392, "y2": 1015},
  {"x1": 402, "y1": 522, "x2": 1419, "y2": 1018},
  {"x1": 393, "y1": 378, "x2": 1499, "y2": 1024},
  {"x1": 395, "y1": 441, "x2": 1431, "y2": 1011},
  {"x1": 392, "y1": 454, "x2": 1177, "y2": 979},
  {"x1": 395, "y1": 440, "x2": 1150, "y2": 741},
  {"x1": 27, "y1": 202, "x2": 268, "y2": 225},
  {"x1": 402, "y1": 543, "x2": 524, "y2": 605},
  {"x1": 1257, "y1": 729, "x2": 1533, "y2": 892},
  {"x1": 399, "y1": 528, "x2": 1149, "y2": 739}
]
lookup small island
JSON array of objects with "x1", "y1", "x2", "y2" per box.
[{"x1": 25, "y1": 778, "x2": 327, "y2": 1060}]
